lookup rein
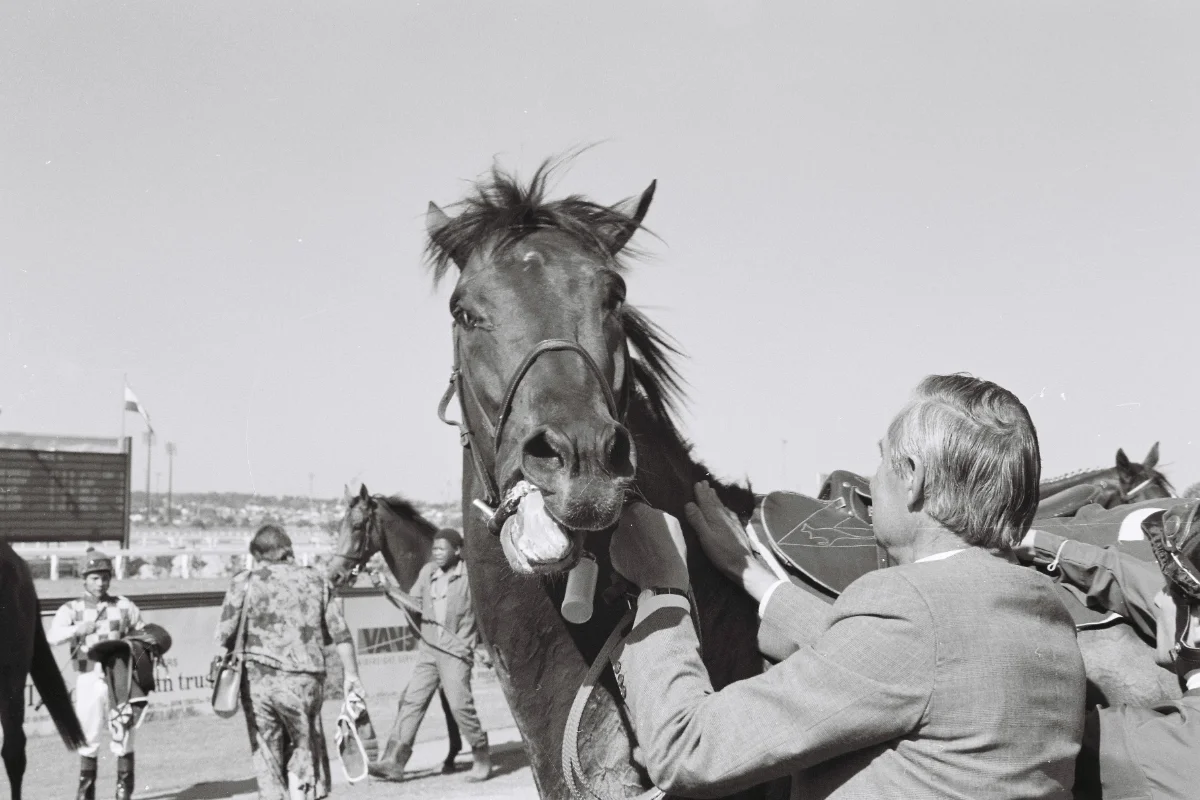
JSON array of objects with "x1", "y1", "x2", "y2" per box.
[{"x1": 437, "y1": 328, "x2": 663, "y2": 800}]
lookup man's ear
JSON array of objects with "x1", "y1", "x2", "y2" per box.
[{"x1": 907, "y1": 457, "x2": 926, "y2": 512}]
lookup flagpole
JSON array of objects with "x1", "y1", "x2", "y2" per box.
[{"x1": 121, "y1": 373, "x2": 127, "y2": 442}]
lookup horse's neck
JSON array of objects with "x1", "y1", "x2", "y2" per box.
[
  {"x1": 376, "y1": 506, "x2": 434, "y2": 592},
  {"x1": 1040, "y1": 466, "x2": 1118, "y2": 496}
]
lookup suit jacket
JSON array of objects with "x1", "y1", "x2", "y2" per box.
[
  {"x1": 410, "y1": 560, "x2": 477, "y2": 661},
  {"x1": 1025, "y1": 531, "x2": 1200, "y2": 799},
  {"x1": 615, "y1": 547, "x2": 1087, "y2": 799}
]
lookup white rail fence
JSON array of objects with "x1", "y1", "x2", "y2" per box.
[{"x1": 16, "y1": 529, "x2": 342, "y2": 581}]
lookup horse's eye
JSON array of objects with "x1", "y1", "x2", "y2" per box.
[
  {"x1": 454, "y1": 307, "x2": 479, "y2": 330},
  {"x1": 604, "y1": 286, "x2": 626, "y2": 313}
]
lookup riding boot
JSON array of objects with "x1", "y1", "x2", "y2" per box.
[
  {"x1": 366, "y1": 739, "x2": 412, "y2": 782},
  {"x1": 114, "y1": 754, "x2": 134, "y2": 800},
  {"x1": 75, "y1": 756, "x2": 97, "y2": 800},
  {"x1": 464, "y1": 735, "x2": 492, "y2": 783}
]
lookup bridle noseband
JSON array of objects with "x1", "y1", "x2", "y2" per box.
[{"x1": 438, "y1": 332, "x2": 632, "y2": 511}]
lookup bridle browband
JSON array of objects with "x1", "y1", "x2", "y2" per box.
[{"x1": 437, "y1": 330, "x2": 632, "y2": 511}]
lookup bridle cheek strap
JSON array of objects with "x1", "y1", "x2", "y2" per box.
[{"x1": 438, "y1": 332, "x2": 631, "y2": 509}]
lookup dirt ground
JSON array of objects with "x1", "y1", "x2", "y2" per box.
[{"x1": 12, "y1": 682, "x2": 538, "y2": 800}]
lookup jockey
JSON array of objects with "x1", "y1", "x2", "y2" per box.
[
  {"x1": 1017, "y1": 499, "x2": 1200, "y2": 799},
  {"x1": 47, "y1": 549, "x2": 145, "y2": 800}
]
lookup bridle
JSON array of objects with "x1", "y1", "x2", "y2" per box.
[
  {"x1": 1123, "y1": 475, "x2": 1165, "y2": 503},
  {"x1": 437, "y1": 330, "x2": 633, "y2": 512},
  {"x1": 436, "y1": 325, "x2": 665, "y2": 800},
  {"x1": 329, "y1": 501, "x2": 381, "y2": 584}
]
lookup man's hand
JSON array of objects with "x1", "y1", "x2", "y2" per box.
[
  {"x1": 77, "y1": 620, "x2": 98, "y2": 637},
  {"x1": 609, "y1": 502, "x2": 689, "y2": 591},
  {"x1": 343, "y1": 674, "x2": 366, "y2": 699},
  {"x1": 685, "y1": 481, "x2": 780, "y2": 603}
]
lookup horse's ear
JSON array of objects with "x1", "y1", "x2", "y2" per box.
[
  {"x1": 426, "y1": 202, "x2": 465, "y2": 270},
  {"x1": 1145, "y1": 442, "x2": 1160, "y2": 470},
  {"x1": 343, "y1": 484, "x2": 353, "y2": 504},
  {"x1": 358, "y1": 484, "x2": 370, "y2": 501},
  {"x1": 1115, "y1": 448, "x2": 1132, "y2": 473},
  {"x1": 608, "y1": 179, "x2": 656, "y2": 255}
]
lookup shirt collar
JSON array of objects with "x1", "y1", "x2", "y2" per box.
[
  {"x1": 434, "y1": 559, "x2": 464, "y2": 579},
  {"x1": 914, "y1": 548, "x2": 966, "y2": 564}
]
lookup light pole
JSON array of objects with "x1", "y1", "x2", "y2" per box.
[
  {"x1": 166, "y1": 442, "x2": 176, "y2": 525},
  {"x1": 142, "y1": 430, "x2": 155, "y2": 521}
]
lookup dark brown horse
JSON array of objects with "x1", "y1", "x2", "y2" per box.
[
  {"x1": 426, "y1": 160, "x2": 777, "y2": 800},
  {"x1": 1039, "y1": 442, "x2": 1174, "y2": 509},
  {"x1": 326, "y1": 484, "x2": 463, "y2": 773},
  {"x1": 0, "y1": 541, "x2": 86, "y2": 800}
]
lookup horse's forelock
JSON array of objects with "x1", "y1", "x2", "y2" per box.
[{"x1": 425, "y1": 157, "x2": 648, "y2": 286}]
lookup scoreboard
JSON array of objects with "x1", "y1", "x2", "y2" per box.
[{"x1": 0, "y1": 433, "x2": 131, "y2": 544}]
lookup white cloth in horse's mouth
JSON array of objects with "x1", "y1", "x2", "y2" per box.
[{"x1": 499, "y1": 486, "x2": 578, "y2": 565}]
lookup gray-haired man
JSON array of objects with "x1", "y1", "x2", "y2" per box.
[{"x1": 610, "y1": 374, "x2": 1088, "y2": 799}]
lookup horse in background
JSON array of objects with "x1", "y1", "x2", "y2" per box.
[
  {"x1": 0, "y1": 541, "x2": 86, "y2": 800},
  {"x1": 1038, "y1": 442, "x2": 1174, "y2": 512},
  {"x1": 426, "y1": 159, "x2": 781, "y2": 800},
  {"x1": 327, "y1": 485, "x2": 463, "y2": 774}
]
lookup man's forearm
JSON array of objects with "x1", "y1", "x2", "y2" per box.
[
  {"x1": 45, "y1": 623, "x2": 77, "y2": 647},
  {"x1": 1026, "y1": 531, "x2": 1162, "y2": 638},
  {"x1": 336, "y1": 641, "x2": 360, "y2": 682}
]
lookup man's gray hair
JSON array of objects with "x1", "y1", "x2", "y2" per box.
[
  {"x1": 886, "y1": 374, "x2": 1041, "y2": 549},
  {"x1": 250, "y1": 524, "x2": 294, "y2": 563}
]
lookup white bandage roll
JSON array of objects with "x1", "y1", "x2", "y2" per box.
[{"x1": 561, "y1": 551, "x2": 599, "y2": 624}]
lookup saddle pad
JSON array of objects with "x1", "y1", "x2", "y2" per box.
[
  {"x1": 759, "y1": 491, "x2": 888, "y2": 598},
  {"x1": 758, "y1": 491, "x2": 1122, "y2": 629}
]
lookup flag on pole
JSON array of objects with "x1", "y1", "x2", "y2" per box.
[{"x1": 124, "y1": 384, "x2": 153, "y2": 432}]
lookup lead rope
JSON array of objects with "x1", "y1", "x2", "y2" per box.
[{"x1": 562, "y1": 605, "x2": 666, "y2": 800}]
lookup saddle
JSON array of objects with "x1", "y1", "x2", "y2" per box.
[
  {"x1": 87, "y1": 624, "x2": 172, "y2": 733},
  {"x1": 817, "y1": 470, "x2": 873, "y2": 524},
  {"x1": 753, "y1": 486, "x2": 1119, "y2": 628}
]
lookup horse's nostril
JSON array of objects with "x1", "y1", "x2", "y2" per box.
[
  {"x1": 524, "y1": 430, "x2": 565, "y2": 464},
  {"x1": 607, "y1": 426, "x2": 636, "y2": 479}
]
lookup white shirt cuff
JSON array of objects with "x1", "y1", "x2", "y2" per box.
[
  {"x1": 758, "y1": 579, "x2": 789, "y2": 619},
  {"x1": 633, "y1": 592, "x2": 691, "y2": 629},
  {"x1": 1186, "y1": 670, "x2": 1200, "y2": 692}
]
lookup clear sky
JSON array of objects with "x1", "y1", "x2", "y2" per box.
[{"x1": 2, "y1": 1, "x2": 1197, "y2": 503}]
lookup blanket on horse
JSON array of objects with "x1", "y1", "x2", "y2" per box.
[{"x1": 751, "y1": 480, "x2": 1190, "y2": 631}]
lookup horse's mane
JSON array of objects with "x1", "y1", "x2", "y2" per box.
[
  {"x1": 375, "y1": 494, "x2": 437, "y2": 532},
  {"x1": 1041, "y1": 466, "x2": 1110, "y2": 483},
  {"x1": 1041, "y1": 463, "x2": 1174, "y2": 494},
  {"x1": 425, "y1": 158, "x2": 753, "y2": 517}
]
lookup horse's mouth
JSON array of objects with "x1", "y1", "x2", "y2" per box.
[{"x1": 495, "y1": 480, "x2": 592, "y2": 575}]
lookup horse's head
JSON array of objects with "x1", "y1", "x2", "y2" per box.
[
  {"x1": 327, "y1": 483, "x2": 379, "y2": 588},
  {"x1": 427, "y1": 161, "x2": 669, "y2": 575},
  {"x1": 1115, "y1": 442, "x2": 1174, "y2": 502}
]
